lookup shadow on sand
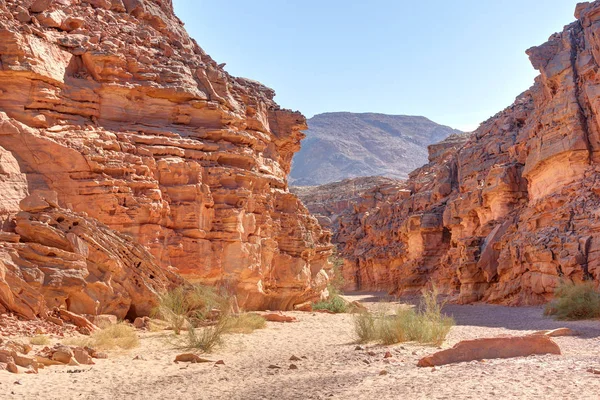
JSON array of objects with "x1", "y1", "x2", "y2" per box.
[{"x1": 345, "y1": 291, "x2": 600, "y2": 339}]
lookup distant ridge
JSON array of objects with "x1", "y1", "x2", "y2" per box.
[{"x1": 290, "y1": 112, "x2": 462, "y2": 186}]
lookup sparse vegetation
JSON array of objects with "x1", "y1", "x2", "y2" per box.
[
  {"x1": 29, "y1": 335, "x2": 51, "y2": 346},
  {"x1": 156, "y1": 284, "x2": 266, "y2": 352},
  {"x1": 65, "y1": 322, "x2": 139, "y2": 350},
  {"x1": 183, "y1": 319, "x2": 230, "y2": 353},
  {"x1": 313, "y1": 289, "x2": 349, "y2": 313},
  {"x1": 225, "y1": 313, "x2": 266, "y2": 334},
  {"x1": 312, "y1": 251, "x2": 349, "y2": 313},
  {"x1": 544, "y1": 281, "x2": 600, "y2": 320},
  {"x1": 153, "y1": 285, "x2": 228, "y2": 335},
  {"x1": 354, "y1": 287, "x2": 454, "y2": 346}
]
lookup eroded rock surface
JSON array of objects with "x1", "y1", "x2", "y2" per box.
[
  {"x1": 0, "y1": 0, "x2": 331, "y2": 313},
  {"x1": 338, "y1": 2, "x2": 600, "y2": 304},
  {"x1": 0, "y1": 190, "x2": 182, "y2": 320},
  {"x1": 291, "y1": 176, "x2": 405, "y2": 231}
]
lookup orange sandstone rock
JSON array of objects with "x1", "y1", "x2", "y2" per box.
[
  {"x1": 337, "y1": 1, "x2": 600, "y2": 305},
  {"x1": 417, "y1": 336, "x2": 561, "y2": 367},
  {"x1": 0, "y1": 0, "x2": 332, "y2": 313}
]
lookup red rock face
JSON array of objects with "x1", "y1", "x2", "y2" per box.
[
  {"x1": 0, "y1": 0, "x2": 331, "y2": 313},
  {"x1": 337, "y1": 2, "x2": 600, "y2": 305}
]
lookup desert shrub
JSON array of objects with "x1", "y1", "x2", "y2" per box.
[
  {"x1": 312, "y1": 251, "x2": 349, "y2": 313},
  {"x1": 154, "y1": 285, "x2": 228, "y2": 334},
  {"x1": 313, "y1": 290, "x2": 349, "y2": 313},
  {"x1": 30, "y1": 335, "x2": 51, "y2": 346},
  {"x1": 354, "y1": 310, "x2": 377, "y2": 343},
  {"x1": 183, "y1": 317, "x2": 231, "y2": 353},
  {"x1": 65, "y1": 322, "x2": 139, "y2": 350},
  {"x1": 544, "y1": 281, "x2": 600, "y2": 320},
  {"x1": 225, "y1": 313, "x2": 266, "y2": 334},
  {"x1": 353, "y1": 287, "x2": 454, "y2": 346},
  {"x1": 158, "y1": 285, "x2": 268, "y2": 352}
]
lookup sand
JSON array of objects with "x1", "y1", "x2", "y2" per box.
[{"x1": 1, "y1": 293, "x2": 600, "y2": 399}]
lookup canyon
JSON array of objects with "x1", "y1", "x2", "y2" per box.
[
  {"x1": 337, "y1": 1, "x2": 600, "y2": 305},
  {"x1": 0, "y1": 0, "x2": 332, "y2": 317}
]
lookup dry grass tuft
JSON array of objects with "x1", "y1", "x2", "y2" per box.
[
  {"x1": 157, "y1": 284, "x2": 267, "y2": 352},
  {"x1": 154, "y1": 285, "x2": 228, "y2": 335},
  {"x1": 183, "y1": 319, "x2": 230, "y2": 353},
  {"x1": 29, "y1": 335, "x2": 51, "y2": 346},
  {"x1": 65, "y1": 322, "x2": 139, "y2": 350},
  {"x1": 354, "y1": 287, "x2": 454, "y2": 346},
  {"x1": 544, "y1": 281, "x2": 600, "y2": 320},
  {"x1": 225, "y1": 313, "x2": 266, "y2": 334}
]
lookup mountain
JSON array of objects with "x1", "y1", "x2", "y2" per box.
[
  {"x1": 336, "y1": 1, "x2": 600, "y2": 305},
  {"x1": 290, "y1": 112, "x2": 462, "y2": 186}
]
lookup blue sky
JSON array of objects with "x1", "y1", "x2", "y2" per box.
[{"x1": 173, "y1": 1, "x2": 582, "y2": 131}]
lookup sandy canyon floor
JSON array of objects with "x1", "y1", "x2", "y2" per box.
[{"x1": 1, "y1": 293, "x2": 600, "y2": 399}]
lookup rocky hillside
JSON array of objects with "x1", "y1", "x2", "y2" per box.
[
  {"x1": 290, "y1": 112, "x2": 462, "y2": 186},
  {"x1": 291, "y1": 176, "x2": 405, "y2": 231},
  {"x1": 0, "y1": 0, "x2": 331, "y2": 316},
  {"x1": 337, "y1": 1, "x2": 600, "y2": 305}
]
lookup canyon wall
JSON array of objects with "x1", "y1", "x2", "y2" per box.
[
  {"x1": 338, "y1": 1, "x2": 600, "y2": 305},
  {"x1": 0, "y1": 0, "x2": 331, "y2": 316}
]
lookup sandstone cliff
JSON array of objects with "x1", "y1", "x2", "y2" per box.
[
  {"x1": 291, "y1": 176, "x2": 405, "y2": 231},
  {"x1": 0, "y1": 0, "x2": 331, "y2": 316},
  {"x1": 338, "y1": 1, "x2": 600, "y2": 305},
  {"x1": 290, "y1": 112, "x2": 461, "y2": 186}
]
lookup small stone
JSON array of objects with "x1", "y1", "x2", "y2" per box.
[
  {"x1": 355, "y1": 346, "x2": 364, "y2": 351},
  {"x1": 174, "y1": 353, "x2": 212, "y2": 363},
  {"x1": 379, "y1": 370, "x2": 388, "y2": 376},
  {"x1": 367, "y1": 351, "x2": 376, "y2": 356},
  {"x1": 215, "y1": 360, "x2": 225, "y2": 365},
  {"x1": 267, "y1": 364, "x2": 281, "y2": 369},
  {"x1": 587, "y1": 368, "x2": 600, "y2": 375},
  {"x1": 289, "y1": 355, "x2": 301, "y2": 361},
  {"x1": 7, "y1": 363, "x2": 18, "y2": 374},
  {"x1": 384, "y1": 351, "x2": 392, "y2": 359},
  {"x1": 362, "y1": 359, "x2": 370, "y2": 365},
  {"x1": 289, "y1": 364, "x2": 298, "y2": 370}
]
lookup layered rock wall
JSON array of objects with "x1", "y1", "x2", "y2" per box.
[
  {"x1": 338, "y1": 2, "x2": 600, "y2": 305},
  {"x1": 0, "y1": 0, "x2": 331, "y2": 315}
]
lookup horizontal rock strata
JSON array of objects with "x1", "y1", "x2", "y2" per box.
[
  {"x1": 337, "y1": 2, "x2": 600, "y2": 304},
  {"x1": 0, "y1": 0, "x2": 331, "y2": 314}
]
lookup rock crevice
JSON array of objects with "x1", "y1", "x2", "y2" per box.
[{"x1": 338, "y1": 2, "x2": 600, "y2": 305}]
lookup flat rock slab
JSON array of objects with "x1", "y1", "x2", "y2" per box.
[
  {"x1": 264, "y1": 313, "x2": 297, "y2": 323},
  {"x1": 174, "y1": 353, "x2": 213, "y2": 363},
  {"x1": 532, "y1": 327, "x2": 577, "y2": 337},
  {"x1": 417, "y1": 335, "x2": 561, "y2": 367}
]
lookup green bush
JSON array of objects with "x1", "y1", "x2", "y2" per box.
[
  {"x1": 544, "y1": 281, "x2": 600, "y2": 320},
  {"x1": 313, "y1": 291, "x2": 348, "y2": 313},
  {"x1": 354, "y1": 287, "x2": 454, "y2": 346},
  {"x1": 312, "y1": 250, "x2": 349, "y2": 313}
]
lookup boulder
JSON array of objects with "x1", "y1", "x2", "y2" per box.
[{"x1": 417, "y1": 335, "x2": 561, "y2": 367}]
